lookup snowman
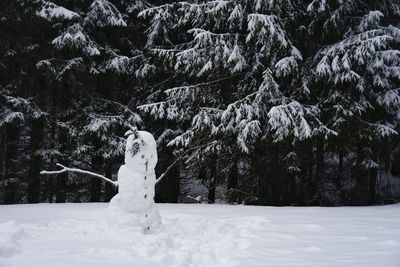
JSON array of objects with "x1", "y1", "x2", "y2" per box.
[{"x1": 108, "y1": 127, "x2": 162, "y2": 233}]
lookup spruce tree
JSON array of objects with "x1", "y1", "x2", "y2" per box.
[{"x1": 139, "y1": 0, "x2": 334, "y2": 203}]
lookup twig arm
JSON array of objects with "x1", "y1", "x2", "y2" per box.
[
  {"x1": 156, "y1": 154, "x2": 182, "y2": 185},
  {"x1": 40, "y1": 163, "x2": 118, "y2": 187},
  {"x1": 156, "y1": 141, "x2": 209, "y2": 185}
]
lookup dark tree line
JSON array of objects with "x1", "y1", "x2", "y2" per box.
[{"x1": 1, "y1": 0, "x2": 400, "y2": 206}]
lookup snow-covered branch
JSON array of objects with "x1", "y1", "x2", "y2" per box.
[{"x1": 40, "y1": 163, "x2": 118, "y2": 187}]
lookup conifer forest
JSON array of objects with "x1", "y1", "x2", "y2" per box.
[{"x1": 1, "y1": 0, "x2": 400, "y2": 206}]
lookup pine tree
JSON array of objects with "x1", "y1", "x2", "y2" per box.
[
  {"x1": 309, "y1": 0, "x2": 400, "y2": 204},
  {"x1": 138, "y1": 0, "x2": 335, "y2": 203},
  {"x1": 1, "y1": 0, "x2": 150, "y2": 203}
]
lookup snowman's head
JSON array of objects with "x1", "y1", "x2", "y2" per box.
[
  {"x1": 125, "y1": 127, "x2": 147, "y2": 157},
  {"x1": 129, "y1": 135, "x2": 146, "y2": 157},
  {"x1": 124, "y1": 127, "x2": 158, "y2": 169}
]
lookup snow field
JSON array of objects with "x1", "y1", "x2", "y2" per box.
[{"x1": 0, "y1": 203, "x2": 399, "y2": 267}]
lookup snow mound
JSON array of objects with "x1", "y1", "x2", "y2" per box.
[
  {"x1": 0, "y1": 221, "x2": 28, "y2": 259},
  {"x1": 111, "y1": 214, "x2": 238, "y2": 266}
]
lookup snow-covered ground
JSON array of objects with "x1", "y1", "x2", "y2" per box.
[{"x1": 0, "y1": 203, "x2": 399, "y2": 267}]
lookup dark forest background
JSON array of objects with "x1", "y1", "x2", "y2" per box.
[{"x1": 1, "y1": 0, "x2": 400, "y2": 206}]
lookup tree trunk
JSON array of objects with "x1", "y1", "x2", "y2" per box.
[
  {"x1": 90, "y1": 156, "x2": 103, "y2": 202},
  {"x1": 4, "y1": 124, "x2": 18, "y2": 179},
  {"x1": 207, "y1": 157, "x2": 217, "y2": 203},
  {"x1": 155, "y1": 165, "x2": 180, "y2": 203},
  {"x1": 56, "y1": 174, "x2": 67, "y2": 203},
  {"x1": 3, "y1": 124, "x2": 19, "y2": 204},
  {"x1": 352, "y1": 144, "x2": 368, "y2": 205},
  {"x1": 155, "y1": 147, "x2": 180, "y2": 203},
  {"x1": 368, "y1": 170, "x2": 377, "y2": 204},
  {"x1": 227, "y1": 159, "x2": 238, "y2": 190},
  {"x1": 56, "y1": 128, "x2": 68, "y2": 203},
  {"x1": 316, "y1": 138, "x2": 325, "y2": 205},
  {"x1": 47, "y1": 84, "x2": 57, "y2": 203},
  {"x1": 208, "y1": 178, "x2": 216, "y2": 203},
  {"x1": 336, "y1": 148, "x2": 344, "y2": 202},
  {"x1": 338, "y1": 149, "x2": 344, "y2": 182},
  {"x1": 104, "y1": 162, "x2": 117, "y2": 202},
  {"x1": 28, "y1": 118, "x2": 44, "y2": 203},
  {"x1": 0, "y1": 130, "x2": 4, "y2": 180},
  {"x1": 301, "y1": 142, "x2": 314, "y2": 205},
  {"x1": 368, "y1": 153, "x2": 378, "y2": 204}
]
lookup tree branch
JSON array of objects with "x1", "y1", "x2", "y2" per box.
[
  {"x1": 40, "y1": 163, "x2": 118, "y2": 187},
  {"x1": 92, "y1": 96, "x2": 138, "y2": 118},
  {"x1": 156, "y1": 141, "x2": 210, "y2": 185},
  {"x1": 156, "y1": 153, "x2": 183, "y2": 185}
]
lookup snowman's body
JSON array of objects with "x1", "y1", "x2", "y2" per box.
[{"x1": 108, "y1": 130, "x2": 161, "y2": 232}]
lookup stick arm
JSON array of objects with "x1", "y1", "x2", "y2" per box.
[
  {"x1": 155, "y1": 141, "x2": 209, "y2": 185},
  {"x1": 40, "y1": 163, "x2": 118, "y2": 187}
]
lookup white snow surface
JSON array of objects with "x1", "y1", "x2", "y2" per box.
[{"x1": 0, "y1": 203, "x2": 399, "y2": 267}]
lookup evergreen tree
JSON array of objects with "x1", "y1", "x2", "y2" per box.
[
  {"x1": 138, "y1": 0, "x2": 335, "y2": 203},
  {"x1": 308, "y1": 0, "x2": 400, "y2": 204}
]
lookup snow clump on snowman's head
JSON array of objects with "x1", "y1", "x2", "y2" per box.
[{"x1": 125, "y1": 126, "x2": 147, "y2": 157}]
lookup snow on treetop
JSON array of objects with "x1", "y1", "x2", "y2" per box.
[
  {"x1": 358, "y1": 11, "x2": 384, "y2": 32},
  {"x1": 85, "y1": 0, "x2": 127, "y2": 27},
  {"x1": 52, "y1": 24, "x2": 100, "y2": 56},
  {"x1": 103, "y1": 55, "x2": 132, "y2": 74},
  {"x1": 36, "y1": 1, "x2": 80, "y2": 21}
]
